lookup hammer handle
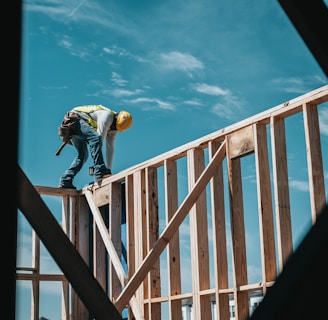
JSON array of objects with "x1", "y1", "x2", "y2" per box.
[{"x1": 55, "y1": 141, "x2": 68, "y2": 156}]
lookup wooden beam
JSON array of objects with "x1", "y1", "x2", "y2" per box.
[
  {"x1": 302, "y1": 103, "x2": 326, "y2": 222},
  {"x1": 249, "y1": 204, "x2": 328, "y2": 320},
  {"x1": 271, "y1": 117, "x2": 293, "y2": 271},
  {"x1": 146, "y1": 167, "x2": 161, "y2": 319},
  {"x1": 253, "y1": 124, "x2": 277, "y2": 284},
  {"x1": 164, "y1": 159, "x2": 182, "y2": 319},
  {"x1": 115, "y1": 141, "x2": 226, "y2": 311},
  {"x1": 188, "y1": 149, "x2": 211, "y2": 319},
  {"x1": 226, "y1": 153, "x2": 249, "y2": 319},
  {"x1": 84, "y1": 189, "x2": 144, "y2": 320},
  {"x1": 17, "y1": 164, "x2": 122, "y2": 320},
  {"x1": 209, "y1": 141, "x2": 230, "y2": 319}
]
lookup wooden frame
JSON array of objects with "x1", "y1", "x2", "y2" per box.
[{"x1": 18, "y1": 84, "x2": 328, "y2": 320}]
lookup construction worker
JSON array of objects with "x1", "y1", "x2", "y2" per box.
[{"x1": 58, "y1": 105, "x2": 132, "y2": 189}]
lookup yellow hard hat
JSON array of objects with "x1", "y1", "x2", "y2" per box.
[{"x1": 116, "y1": 110, "x2": 132, "y2": 132}]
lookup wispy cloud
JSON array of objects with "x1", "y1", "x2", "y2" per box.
[
  {"x1": 57, "y1": 35, "x2": 91, "y2": 59},
  {"x1": 193, "y1": 83, "x2": 230, "y2": 96},
  {"x1": 319, "y1": 106, "x2": 328, "y2": 136},
  {"x1": 183, "y1": 99, "x2": 204, "y2": 107},
  {"x1": 289, "y1": 179, "x2": 309, "y2": 192},
  {"x1": 24, "y1": 0, "x2": 140, "y2": 37},
  {"x1": 23, "y1": 0, "x2": 71, "y2": 17},
  {"x1": 159, "y1": 51, "x2": 204, "y2": 77},
  {"x1": 111, "y1": 72, "x2": 128, "y2": 86},
  {"x1": 129, "y1": 97, "x2": 175, "y2": 111},
  {"x1": 188, "y1": 82, "x2": 245, "y2": 120},
  {"x1": 106, "y1": 88, "x2": 143, "y2": 98},
  {"x1": 210, "y1": 91, "x2": 245, "y2": 121},
  {"x1": 40, "y1": 85, "x2": 69, "y2": 90},
  {"x1": 103, "y1": 46, "x2": 146, "y2": 63},
  {"x1": 272, "y1": 76, "x2": 327, "y2": 94},
  {"x1": 67, "y1": 0, "x2": 88, "y2": 17}
]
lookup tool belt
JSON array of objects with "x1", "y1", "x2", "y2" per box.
[{"x1": 55, "y1": 111, "x2": 80, "y2": 156}]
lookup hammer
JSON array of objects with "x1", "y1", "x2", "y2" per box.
[{"x1": 55, "y1": 141, "x2": 68, "y2": 156}]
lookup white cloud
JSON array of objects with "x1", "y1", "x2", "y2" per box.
[
  {"x1": 57, "y1": 35, "x2": 91, "y2": 58},
  {"x1": 107, "y1": 89, "x2": 142, "y2": 98},
  {"x1": 67, "y1": 0, "x2": 88, "y2": 17},
  {"x1": 183, "y1": 99, "x2": 204, "y2": 107},
  {"x1": 211, "y1": 103, "x2": 234, "y2": 120},
  {"x1": 319, "y1": 106, "x2": 328, "y2": 136},
  {"x1": 129, "y1": 97, "x2": 175, "y2": 111},
  {"x1": 210, "y1": 94, "x2": 245, "y2": 121},
  {"x1": 160, "y1": 51, "x2": 204, "y2": 77},
  {"x1": 272, "y1": 76, "x2": 327, "y2": 94},
  {"x1": 193, "y1": 83, "x2": 230, "y2": 96},
  {"x1": 289, "y1": 179, "x2": 309, "y2": 192},
  {"x1": 111, "y1": 72, "x2": 128, "y2": 86},
  {"x1": 103, "y1": 46, "x2": 146, "y2": 63}
]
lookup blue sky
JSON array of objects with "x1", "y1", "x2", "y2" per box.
[{"x1": 17, "y1": 0, "x2": 328, "y2": 319}]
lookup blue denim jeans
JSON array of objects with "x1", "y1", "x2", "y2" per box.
[{"x1": 59, "y1": 118, "x2": 111, "y2": 187}]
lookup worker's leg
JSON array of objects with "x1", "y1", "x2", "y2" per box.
[
  {"x1": 58, "y1": 135, "x2": 88, "y2": 188},
  {"x1": 80, "y1": 120, "x2": 111, "y2": 181}
]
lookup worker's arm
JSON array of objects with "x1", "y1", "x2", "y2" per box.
[{"x1": 105, "y1": 131, "x2": 117, "y2": 171}]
